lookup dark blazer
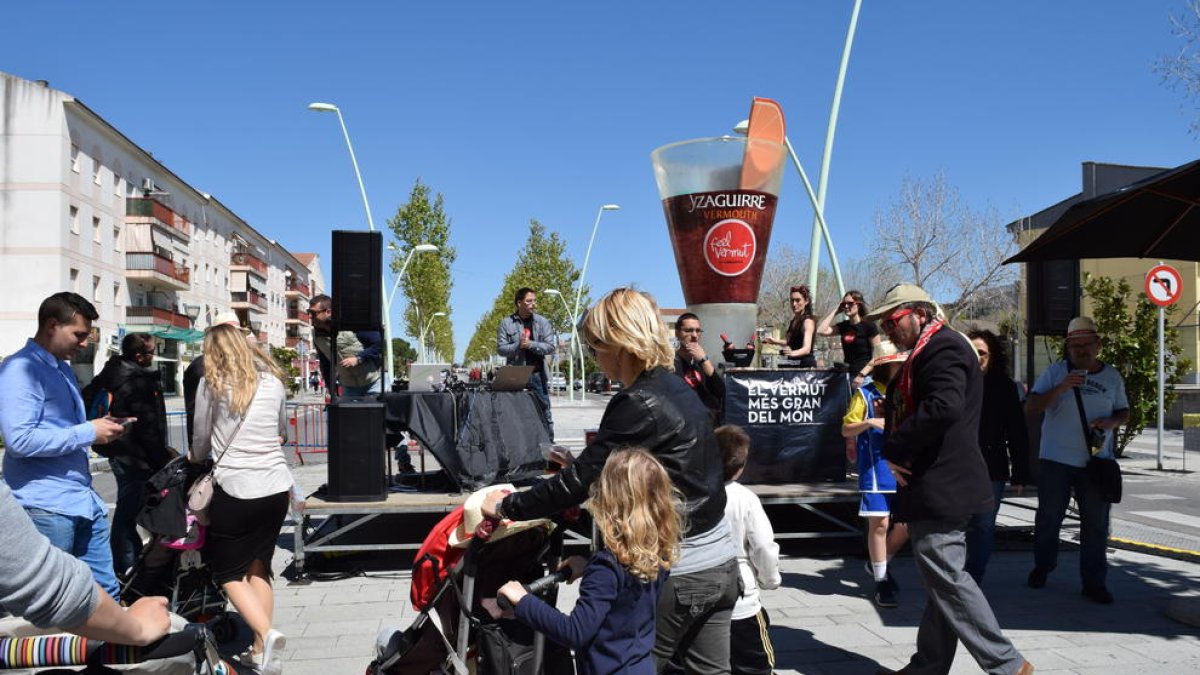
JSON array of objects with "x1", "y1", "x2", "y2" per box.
[
  {"x1": 979, "y1": 373, "x2": 1033, "y2": 485},
  {"x1": 882, "y1": 328, "x2": 993, "y2": 522},
  {"x1": 82, "y1": 355, "x2": 173, "y2": 471},
  {"x1": 504, "y1": 366, "x2": 726, "y2": 538}
]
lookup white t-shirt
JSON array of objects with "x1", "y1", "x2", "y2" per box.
[
  {"x1": 1031, "y1": 360, "x2": 1128, "y2": 467},
  {"x1": 724, "y1": 481, "x2": 781, "y2": 620}
]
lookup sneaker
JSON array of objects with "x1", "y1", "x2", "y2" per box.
[
  {"x1": 233, "y1": 649, "x2": 261, "y2": 671},
  {"x1": 864, "y1": 561, "x2": 899, "y2": 590},
  {"x1": 1081, "y1": 585, "x2": 1114, "y2": 605},
  {"x1": 873, "y1": 579, "x2": 898, "y2": 608},
  {"x1": 1027, "y1": 566, "x2": 1050, "y2": 589},
  {"x1": 262, "y1": 629, "x2": 286, "y2": 675}
]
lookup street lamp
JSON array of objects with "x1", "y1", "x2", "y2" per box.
[
  {"x1": 419, "y1": 312, "x2": 446, "y2": 363},
  {"x1": 384, "y1": 242, "x2": 439, "y2": 381},
  {"x1": 574, "y1": 204, "x2": 620, "y2": 401},
  {"x1": 544, "y1": 288, "x2": 581, "y2": 402},
  {"x1": 732, "y1": 120, "x2": 846, "y2": 298},
  {"x1": 309, "y1": 100, "x2": 396, "y2": 385}
]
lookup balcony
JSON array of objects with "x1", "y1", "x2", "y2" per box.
[
  {"x1": 230, "y1": 290, "x2": 267, "y2": 313},
  {"x1": 286, "y1": 307, "x2": 311, "y2": 325},
  {"x1": 285, "y1": 279, "x2": 311, "y2": 298},
  {"x1": 230, "y1": 251, "x2": 268, "y2": 277},
  {"x1": 125, "y1": 252, "x2": 190, "y2": 290},
  {"x1": 126, "y1": 305, "x2": 192, "y2": 328},
  {"x1": 286, "y1": 335, "x2": 304, "y2": 349},
  {"x1": 125, "y1": 198, "x2": 191, "y2": 240}
]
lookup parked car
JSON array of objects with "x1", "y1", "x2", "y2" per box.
[
  {"x1": 585, "y1": 372, "x2": 622, "y2": 394},
  {"x1": 549, "y1": 374, "x2": 568, "y2": 392}
]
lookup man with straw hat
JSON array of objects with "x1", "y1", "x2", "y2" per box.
[
  {"x1": 867, "y1": 283, "x2": 1032, "y2": 675},
  {"x1": 1024, "y1": 316, "x2": 1128, "y2": 605}
]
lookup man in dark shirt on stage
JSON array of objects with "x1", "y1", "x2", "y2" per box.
[
  {"x1": 673, "y1": 313, "x2": 725, "y2": 425},
  {"x1": 497, "y1": 287, "x2": 557, "y2": 437}
]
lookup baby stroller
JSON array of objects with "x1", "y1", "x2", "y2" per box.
[
  {"x1": 0, "y1": 622, "x2": 234, "y2": 674},
  {"x1": 367, "y1": 486, "x2": 577, "y2": 675},
  {"x1": 125, "y1": 459, "x2": 233, "y2": 642}
]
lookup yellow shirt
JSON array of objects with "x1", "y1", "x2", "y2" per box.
[{"x1": 843, "y1": 381, "x2": 887, "y2": 427}]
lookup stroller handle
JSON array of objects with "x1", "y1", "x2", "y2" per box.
[
  {"x1": 0, "y1": 624, "x2": 208, "y2": 669},
  {"x1": 497, "y1": 566, "x2": 573, "y2": 611}
]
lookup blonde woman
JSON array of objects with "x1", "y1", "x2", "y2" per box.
[
  {"x1": 191, "y1": 323, "x2": 291, "y2": 675},
  {"x1": 483, "y1": 287, "x2": 739, "y2": 675},
  {"x1": 496, "y1": 448, "x2": 682, "y2": 675}
]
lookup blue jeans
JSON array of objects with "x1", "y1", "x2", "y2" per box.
[
  {"x1": 110, "y1": 459, "x2": 154, "y2": 577},
  {"x1": 965, "y1": 480, "x2": 1006, "y2": 583},
  {"x1": 26, "y1": 501, "x2": 121, "y2": 600},
  {"x1": 527, "y1": 371, "x2": 553, "y2": 440},
  {"x1": 1033, "y1": 459, "x2": 1110, "y2": 588}
]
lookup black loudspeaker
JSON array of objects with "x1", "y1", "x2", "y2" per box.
[
  {"x1": 1027, "y1": 258, "x2": 1079, "y2": 335},
  {"x1": 326, "y1": 399, "x2": 387, "y2": 502},
  {"x1": 332, "y1": 230, "x2": 382, "y2": 331}
]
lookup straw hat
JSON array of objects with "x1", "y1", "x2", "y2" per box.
[
  {"x1": 870, "y1": 339, "x2": 909, "y2": 367},
  {"x1": 864, "y1": 283, "x2": 934, "y2": 321},
  {"x1": 209, "y1": 311, "x2": 246, "y2": 332},
  {"x1": 447, "y1": 483, "x2": 552, "y2": 549},
  {"x1": 1066, "y1": 316, "x2": 1101, "y2": 341}
]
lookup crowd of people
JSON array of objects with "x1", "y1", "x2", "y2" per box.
[{"x1": 0, "y1": 281, "x2": 1130, "y2": 675}]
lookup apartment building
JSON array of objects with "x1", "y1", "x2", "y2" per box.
[{"x1": 0, "y1": 72, "x2": 318, "y2": 393}]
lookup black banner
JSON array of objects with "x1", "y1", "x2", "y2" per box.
[{"x1": 724, "y1": 369, "x2": 849, "y2": 484}]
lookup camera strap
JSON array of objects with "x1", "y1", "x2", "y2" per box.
[{"x1": 1071, "y1": 383, "x2": 1098, "y2": 458}]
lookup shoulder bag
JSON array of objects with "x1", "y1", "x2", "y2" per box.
[
  {"x1": 1071, "y1": 382, "x2": 1122, "y2": 504},
  {"x1": 188, "y1": 389, "x2": 251, "y2": 524}
]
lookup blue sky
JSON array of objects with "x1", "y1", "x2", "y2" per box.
[{"x1": 4, "y1": 1, "x2": 1196, "y2": 360}]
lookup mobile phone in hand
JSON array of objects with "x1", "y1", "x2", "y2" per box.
[{"x1": 111, "y1": 417, "x2": 135, "y2": 429}]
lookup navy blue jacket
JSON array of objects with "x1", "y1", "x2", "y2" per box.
[{"x1": 515, "y1": 551, "x2": 662, "y2": 675}]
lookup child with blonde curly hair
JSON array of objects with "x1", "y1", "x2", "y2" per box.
[{"x1": 495, "y1": 448, "x2": 682, "y2": 675}]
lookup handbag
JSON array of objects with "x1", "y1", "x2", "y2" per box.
[
  {"x1": 188, "y1": 388, "x2": 250, "y2": 524},
  {"x1": 1071, "y1": 383, "x2": 1122, "y2": 504}
]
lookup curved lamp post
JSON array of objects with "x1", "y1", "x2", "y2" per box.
[
  {"x1": 543, "y1": 288, "x2": 580, "y2": 402},
  {"x1": 308, "y1": 101, "x2": 398, "y2": 385},
  {"x1": 385, "y1": 243, "x2": 439, "y2": 376},
  {"x1": 574, "y1": 204, "x2": 620, "y2": 401},
  {"x1": 419, "y1": 312, "x2": 447, "y2": 363}
]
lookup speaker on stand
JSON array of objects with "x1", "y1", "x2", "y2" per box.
[
  {"x1": 326, "y1": 399, "x2": 387, "y2": 502},
  {"x1": 331, "y1": 230, "x2": 383, "y2": 331}
]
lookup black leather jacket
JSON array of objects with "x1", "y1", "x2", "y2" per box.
[
  {"x1": 82, "y1": 355, "x2": 173, "y2": 471},
  {"x1": 503, "y1": 366, "x2": 727, "y2": 538}
]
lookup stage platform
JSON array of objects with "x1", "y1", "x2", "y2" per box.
[{"x1": 291, "y1": 481, "x2": 865, "y2": 577}]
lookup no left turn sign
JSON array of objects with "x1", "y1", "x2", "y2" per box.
[{"x1": 1145, "y1": 264, "x2": 1183, "y2": 307}]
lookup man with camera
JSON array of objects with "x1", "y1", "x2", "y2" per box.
[{"x1": 1025, "y1": 316, "x2": 1129, "y2": 604}]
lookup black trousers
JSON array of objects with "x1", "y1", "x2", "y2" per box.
[{"x1": 731, "y1": 608, "x2": 776, "y2": 675}]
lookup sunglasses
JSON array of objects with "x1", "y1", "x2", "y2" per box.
[{"x1": 881, "y1": 308, "x2": 915, "y2": 332}]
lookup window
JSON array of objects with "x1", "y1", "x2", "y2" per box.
[
  {"x1": 113, "y1": 226, "x2": 121, "y2": 251},
  {"x1": 92, "y1": 160, "x2": 101, "y2": 186},
  {"x1": 92, "y1": 275, "x2": 101, "y2": 303},
  {"x1": 69, "y1": 268, "x2": 79, "y2": 292},
  {"x1": 113, "y1": 174, "x2": 122, "y2": 197},
  {"x1": 113, "y1": 283, "x2": 121, "y2": 307},
  {"x1": 70, "y1": 145, "x2": 80, "y2": 172},
  {"x1": 92, "y1": 216, "x2": 101, "y2": 243},
  {"x1": 69, "y1": 206, "x2": 79, "y2": 234}
]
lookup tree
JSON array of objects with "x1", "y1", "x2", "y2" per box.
[
  {"x1": 1158, "y1": 0, "x2": 1200, "y2": 134},
  {"x1": 871, "y1": 173, "x2": 1017, "y2": 321},
  {"x1": 387, "y1": 180, "x2": 457, "y2": 364},
  {"x1": 464, "y1": 220, "x2": 587, "y2": 364},
  {"x1": 270, "y1": 346, "x2": 300, "y2": 396},
  {"x1": 1076, "y1": 274, "x2": 1191, "y2": 456},
  {"x1": 391, "y1": 337, "x2": 417, "y2": 376}
]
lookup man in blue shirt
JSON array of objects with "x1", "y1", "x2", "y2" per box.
[
  {"x1": 0, "y1": 292, "x2": 129, "y2": 599},
  {"x1": 1025, "y1": 316, "x2": 1129, "y2": 605}
]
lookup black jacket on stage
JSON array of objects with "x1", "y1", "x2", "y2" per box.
[
  {"x1": 882, "y1": 327, "x2": 993, "y2": 522},
  {"x1": 504, "y1": 366, "x2": 727, "y2": 538},
  {"x1": 673, "y1": 353, "x2": 726, "y2": 426},
  {"x1": 82, "y1": 355, "x2": 174, "y2": 471}
]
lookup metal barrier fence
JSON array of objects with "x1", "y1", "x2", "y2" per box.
[
  {"x1": 166, "y1": 411, "x2": 188, "y2": 452},
  {"x1": 287, "y1": 402, "x2": 327, "y2": 464}
]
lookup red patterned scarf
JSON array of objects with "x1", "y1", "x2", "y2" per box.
[{"x1": 891, "y1": 318, "x2": 945, "y2": 427}]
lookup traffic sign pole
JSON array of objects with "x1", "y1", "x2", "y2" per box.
[
  {"x1": 1159, "y1": 302, "x2": 1165, "y2": 470},
  {"x1": 1145, "y1": 262, "x2": 1182, "y2": 470}
]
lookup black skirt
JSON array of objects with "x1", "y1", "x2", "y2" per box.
[{"x1": 203, "y1": 482, "x2": 289, "y2": 584}]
